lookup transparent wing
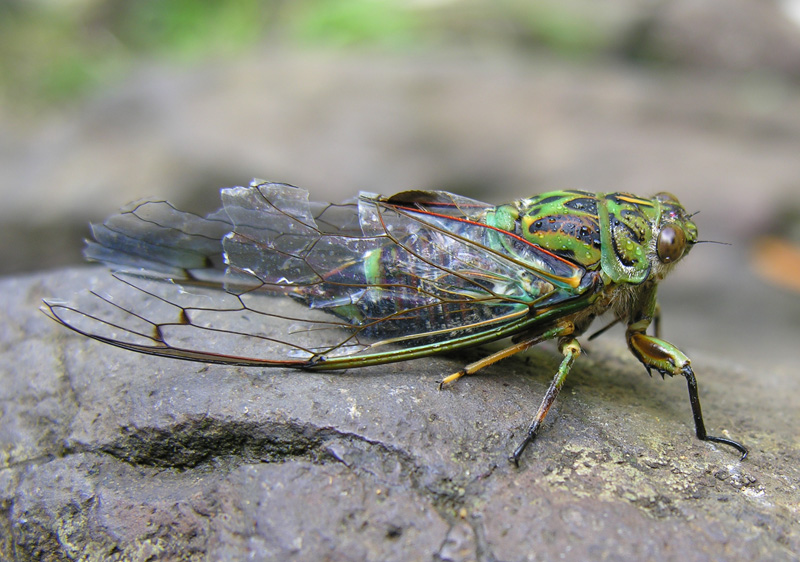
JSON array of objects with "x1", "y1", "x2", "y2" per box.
[{"x1": 44, "y1": 181, "x2": 592, "y2": 368}]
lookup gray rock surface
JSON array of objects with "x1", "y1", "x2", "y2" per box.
[{"x1": 1, "y1": 268, "x2": 798, "y2": 561}]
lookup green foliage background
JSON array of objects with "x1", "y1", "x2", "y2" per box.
[{"x1": 0, "y1": 0, "x2": 610, "y2": 109}]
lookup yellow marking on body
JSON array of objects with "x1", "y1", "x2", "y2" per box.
[
  {"x1": 520, "y1": 268, "x2": 583, "y2": 289},
  {"x1": 615, "y1": 195, "x2": 654, "y2": 206}
]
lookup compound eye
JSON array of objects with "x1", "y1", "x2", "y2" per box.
[{"x1": 657, "y1": 225, "x2": 686, "y2": 263}]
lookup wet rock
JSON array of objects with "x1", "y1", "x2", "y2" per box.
[{"x1": 1, "y1": 268, "x2": 798, "y2": 560}]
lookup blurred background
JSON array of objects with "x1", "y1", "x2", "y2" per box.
[{"x1": 1, "y1": 0, "x2": 799, "y2": 378}]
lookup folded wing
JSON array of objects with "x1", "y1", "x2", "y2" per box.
[{"x1": 44, "y1": 181, "x2": 592, "y2": 368}]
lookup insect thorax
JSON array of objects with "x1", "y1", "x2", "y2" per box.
[{"x1": 486, "y1": 190, "x2": 690, "y2": 287}]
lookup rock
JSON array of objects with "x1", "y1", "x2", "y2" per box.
[{"x1": 1, "y1": 268, "x2": 798, "y2": 560}]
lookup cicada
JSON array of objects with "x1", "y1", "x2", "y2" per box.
[{"x1": 43, "y1": 180, "x2": 747, "y2": 464}]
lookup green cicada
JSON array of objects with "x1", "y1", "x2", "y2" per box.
[{"x1": 43, "y1": 181, "x2": 747, "y2": 464}]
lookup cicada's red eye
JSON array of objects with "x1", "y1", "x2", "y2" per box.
[{"x1": 656, "y1": 225, "x2": 686, "y2": 263}]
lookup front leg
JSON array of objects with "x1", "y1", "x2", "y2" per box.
[{"x1": 626, "y1": 318, "x2": 748, "y2": 460}]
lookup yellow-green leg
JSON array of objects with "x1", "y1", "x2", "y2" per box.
[
  {"x1": 510, "y1": 337, "x2": 581, "y2": 466},
  {"x1": 438, "y1": 324, "x2": 572, "y2": 389}
]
